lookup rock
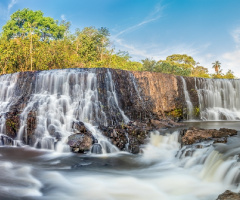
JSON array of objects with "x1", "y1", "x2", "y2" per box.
[
  {"x1": 0, "y1": 134, "x2": 14, "y2": 146},
  {"x1": 5, "y1": 111, "x2": 20, "y2": 139},
  {"x1": 72, "y1": 121, "x2": 87, "y2": 133},
  {"x1": 216, "y1": 190, "x2": 240, "y2": 200},
  {"x1": 181, "y1": 127, "x2": 238, "y2": 145},
  {"x1": 67, "y1": 133, "x2": 93, "y2": 153}
]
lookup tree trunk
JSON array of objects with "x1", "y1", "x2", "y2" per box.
[{"x1": 30, "y1": 29, "x2": 33, "y2": 71}]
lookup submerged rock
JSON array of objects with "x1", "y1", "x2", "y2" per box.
[
  {"x1": 0, "y1": 134, "x2": 14, "y2": 146},
  {"x1": 216, "y1": 190, "x2": 240, "y2": 200},
  {"x1": 180, "y1": 127, "x2": 237, "y2": 145}
]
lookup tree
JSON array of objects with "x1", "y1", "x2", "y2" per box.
[
  {"x1": 191, "y1": 66, "x2": 210, "y2": 78},
  {"x1": 224, "y1": 70, "x2": 235, "y2": 79},
  {"x1": 2, "y1": 8, "x2": 69, "y2": 71},
  {"x1": 212, "y1": 61, "x2": 221, "y2": 74},
  {"x1": 166, "y1": 54, "x2": 196, "y2": 69},
  {"x1": 141, "y1": 58, "x2": 156, "y2": 72}
]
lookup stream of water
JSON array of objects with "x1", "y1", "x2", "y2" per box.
[{"x1": 0, "y1": 121, "x2": 240, "y2": 200}]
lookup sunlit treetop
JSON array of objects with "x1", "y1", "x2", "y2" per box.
[{"x1": 2, "y1": 8, "x2": 70, "y2": 41}]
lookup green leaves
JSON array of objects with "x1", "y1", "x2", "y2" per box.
[{"x1": 2, "y1": 8, "x2": 68, "y2": 41}]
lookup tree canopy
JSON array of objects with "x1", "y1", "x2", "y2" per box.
[
  {"x1": 0, "y1": 8, "x2": 236, "y2": 79},
  {"x1": 2, "y1": 8, "x2": 69, "y2": 41}
]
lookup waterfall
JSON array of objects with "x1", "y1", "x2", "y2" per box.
[
  {"x1": 106, "y1": 70, "x2": 130, "y2": 124},
  {"x1": 17, "y1": 69, "x2": 120, "y2": 153},
  {"x1": 181, "y1": 77, "x2": 194, "y2": 120},
  {"x1": 0, "y1": 69, "x2": 134, "y2": 153},
  {"x1": 0, "y1": 73, "x2": 19, "y2": 136},
  {"x1": 195, "y1": 78, "x2": 240, "y2": 120}
]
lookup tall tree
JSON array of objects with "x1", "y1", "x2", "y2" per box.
[
  {"x1": 212, "y1": 61, "x2": 221, "y2": 74},
  {"x1": 2, "y1": 8, "x2": 69, "y2": 71}
]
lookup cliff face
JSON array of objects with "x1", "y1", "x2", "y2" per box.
[{"x1": 0, "y1": 68, "x2": 201, "y2": 152}]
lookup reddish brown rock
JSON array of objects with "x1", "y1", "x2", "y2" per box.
[{"x1": 181, "y1": 127, "x2": 237, "y2": 145}]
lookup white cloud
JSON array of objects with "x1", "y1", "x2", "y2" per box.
[
  {"x1": 0, "y1": 0, "x2": 17, "y2": 20},
  {"x1": 222, "y1": 50, "x2": 240, "y2": 78},
  {"x1": 61, "y1": 14, "x2": 66, "y2": 21},
  {"x1": 232, "y1": 27, "x2": 240, "y2": 48},
  {"x1": 113, "y1": 36, "x2": 207, "y2": 63},
  {"x1": 113, "y1": 3, "x2": 163, "y2": 38},
  {"x1": 8, "y1": 0, "x2": 17, "y2": 12}
]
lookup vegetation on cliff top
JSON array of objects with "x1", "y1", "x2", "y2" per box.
[{"x1": 0, "y1": 8, "x2": 236, "y2": 79}]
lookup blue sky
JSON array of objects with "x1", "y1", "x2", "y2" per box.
[{"x1": 0, "y1": 0, "x2": 240, "y2": 77}]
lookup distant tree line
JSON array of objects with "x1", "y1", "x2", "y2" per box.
[{"x1": 0, "y1": 8, "x2": 236, "y2": 79}]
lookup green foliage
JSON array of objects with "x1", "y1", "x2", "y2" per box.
[
  {"x1": 0, "y1": 9, "x2": 236, "y2": 79},
  {"x1": 191, "y1": 66, "x2": 210, "y2": 78},
  {"x1": 168, "y1": 108, "x2": 183, "y2": 118},
  {"x1": 211, "y1": 69, "x2": 235, "y2": 79},
  {"x1": 166, "y1": 54, "x2": 196, "y2": 69},
  {"x1": 141, "y1": 58, "x2": 156, "y2": 72},
  {"x1": 194, "y1": 107, "x2": 200, "y2": 117},
  {"x1": 2, "y1": 8, "x2": 68, "y2": 40}
]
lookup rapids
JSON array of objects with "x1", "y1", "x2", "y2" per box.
[
  {"x1": 0, "y1": 122, "x2": 240, "y2": 200},
  {"x1": 0, "y1": 70, "x2": 240, "y2": 199}
]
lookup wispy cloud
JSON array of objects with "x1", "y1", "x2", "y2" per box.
[
  {"x1": 231, "y1": 27, "x2": 240, "y2": 48},
  {"x1": 113, "y1": 3, "x2": 163, "y2": 38},
  {"x1": 222, "y1": 50, "x2": 240, "y2": 78},
  {"x1": 114, "y1": 36, "x2": 206, "y2": 62},
  {"x1": 61, "y1": 14, "x2": 66, "y2": 21},
  {"x1": 0, "y1": 0, "x2": 17, "y2": 20},
  {"x1": 8, "y1": 0, "x2": 17, "y2": 12}
]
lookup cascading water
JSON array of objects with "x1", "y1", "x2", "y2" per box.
[
  {"x1": 106, "y1": 69, "x2": 130, "y2": 124},
  {"x1": 0, "y1": 69, "x2": 133, "y2": 153},
  {"x1": 195, "y1": 78, "x2": 240, "y2": 120},
  {"x1": 181, "y1": 77, "x2": 194, "y2": 120},
  {"x1": 16, "y1": 69, "x2": 123, "y2": 153},
  {"x1": 0, "y1": 73, "x2": 19, "y2": 137}
]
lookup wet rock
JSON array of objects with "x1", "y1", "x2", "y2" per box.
[
  {"x1": 180, "y1": 127, "x2": 237, "y2": 145},
  {"x1": 216, "y1": 190, "x2": 240, "y2": 200},
  {"x1": 72, "y1": 121, "x2": 87, "y2": 133},
  {"x1": 68, "y1": 121, "x2": 94, "y2": 153},
  {"x1": 68, "y1": 133, "x2": 93, "y2": 153},
  {"x1": 5, "y1": 111, "x2": 20, "y2": 139},
  {"x1": 0, "y1": 134, "x2": 14, "y2": 146}
]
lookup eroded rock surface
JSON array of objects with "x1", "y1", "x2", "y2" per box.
[{"x1": 180, "y1": 127, "x2": 238, "y2": 145}]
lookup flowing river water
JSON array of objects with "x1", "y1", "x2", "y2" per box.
[
  {"x1": 0, "y1": 70, "x2": 240, "y2": 199},
  {"x1": 0, "y1": 121, "x2": 240, "y2": 200}
]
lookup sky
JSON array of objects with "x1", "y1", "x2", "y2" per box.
[{"x1": 0, "y1": 0, "x2": 240, "y2": 77}]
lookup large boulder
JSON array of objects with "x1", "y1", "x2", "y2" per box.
[
  {"x1": 68, "y1": 121, "x2": 93, "y2": 153},
  {"x1": 67, "y1": 133, "x2": 93, "y2": 153},
  {"x1": 216, "y1": 190, "x2": 240, "y2": 200},
  {"x1": 180, "y1": 127, "x2": 237, "y2": 145}
]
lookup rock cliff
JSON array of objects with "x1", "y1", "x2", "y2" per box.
[{"x1": 0, "y1": 69, "x2": 202, "y2": 152}]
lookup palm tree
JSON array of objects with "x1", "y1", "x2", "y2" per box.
[{"x1": 212, "y1": 61, "x2": 221, "y2": 74}]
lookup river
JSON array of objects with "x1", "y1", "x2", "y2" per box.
[{"x1": 0, "y1": 121, "x2": 240, "y2": 200}]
